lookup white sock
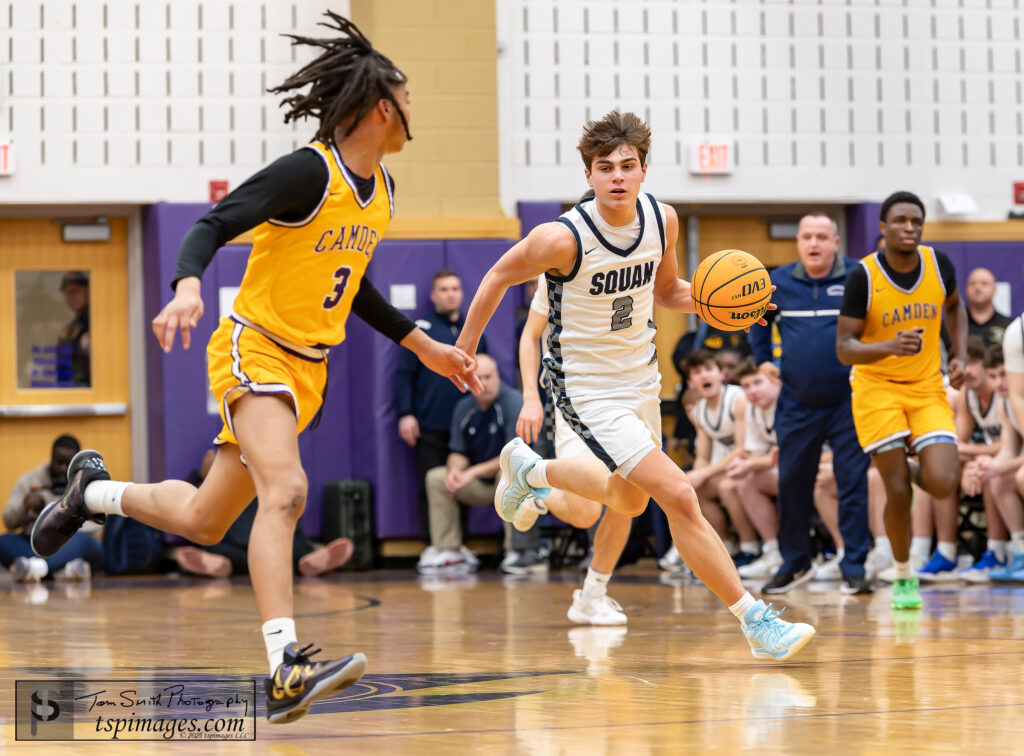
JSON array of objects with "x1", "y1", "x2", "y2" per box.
[
  {"x1": 740, "y1": 541, "x2": 760, "y2": 556},
  {"x1": 83, "y1": 480, "x2": 131, "y2": 516},
  {"x1": 525, "y1": 460, "x2": 549, "y2": 489},
  {"x1": 723, "y1": 539, "x2": 738, "y2": 557},
  {"x1": 262, "y1": 617, "x2": 297, "y2": 675},
  {"x1": 728, "y1": 591, "x2": 758, "y2": 622},
  {"x1": 874, "y1": 535, "x2": 893, "y2": 558},
  {"x1": 936, "y1": 541, "x2": 957, "y2": 563},
  {"x1": 910, "y1": 536, "x2": 932, "y2": 561},
  {"x1": 989, "y1": 539, "x2": 1008, "y2": 562},
  {"x1": 893, "y1": 560, "x2": 914, "y2": 580},
  {"x1": 582, "y1": 567, "x2": 610, "y2": 597},
  {"x1": 1010, "y1": 531, "x2": 1024, "y2": 554},
  {"x1": 761, "y1": 539, "x2": 779, "y2": 554},
  {"x1": 28, "y1": 557, "x2": 49, "y2": 579}
]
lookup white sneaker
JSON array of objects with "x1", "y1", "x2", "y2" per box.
[
  {"x1": 417, "y1": 547, "x2": 471, "y2": 574},
  {"x1": 658, "y1": 545, "x2": 683, "y2": 571},
  {"x1": 567, "y1": 589, "x2": 627, "y2": 625},
  {"x1": 864, "y1": 547, "x2": 894, "y2": 581},
  {"x1": 513, "y1": 496, "x2": 548, "y2": 532},
  {"x1": 458, "y1": 545, "x2": 480, "y2": 569},
  {"x1": 738, "y1": 548, "x2": 783, "y2": 579},
  {"x1": 813, "y1": 549, "x2": 844, "y2": 581},
  {"x1": 878, "y1": 552, "x2": 927, "y2": 584},
  {"x1": 501, "y1": 550, "x2": 520, "y2": 570}
]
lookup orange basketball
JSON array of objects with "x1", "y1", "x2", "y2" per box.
[{"x1": 690, "y1": 249, "x2": 771, "y2": 331}]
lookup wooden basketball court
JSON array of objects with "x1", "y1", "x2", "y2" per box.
[{"x1": 3, "y1": 562, "x2": 1022, "y2": 753}]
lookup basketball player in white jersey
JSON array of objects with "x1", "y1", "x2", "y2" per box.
[
  {"x1": 730, "y1": 357, "x2": 783, "y2": 580},
  {"x1": 455, "y1": 110, "x2": 815, "y2": 661},
  {"x1": 517, "y1": 274, "x2": 631, "y2": 625},
  {"x1": 961, "y1": 343, "x2": 1024, "y2": 581},
  {"x1": 684, "y1": 350, "x2": 760, "y2": 564}
]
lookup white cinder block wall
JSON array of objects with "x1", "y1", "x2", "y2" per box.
[
  {"x1": 497, "y1": 0, "x2": 1024, "y2": 218},
  {"x1": 0, "y1": 0, "x2": 345, "y2": 203}
]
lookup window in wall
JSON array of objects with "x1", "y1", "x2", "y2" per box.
[{"x1": 15, "y1": 270, "x2": 92, "y2": 389}]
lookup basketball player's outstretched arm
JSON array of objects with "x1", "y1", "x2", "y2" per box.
[
  {"x1": 457, "y1": 223, "x2": 578, "y2": 358},
  {"x1": 516, "y1": 306, "x2": 548, "y2": 443},
  {"x1": 651, "y1": 205, "x2": 695, "y2": 313}
]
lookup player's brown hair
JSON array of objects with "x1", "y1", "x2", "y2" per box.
[
  {"x1": 984, "y1": 344, "x2": 1004, "y2": 369},
  {"x1": 966, "y1": 335, "x2": 988, "y2": 363},
  {"x1": 732, "y1": 357, "x2": 760, "y2": 383},
  {"x1": 577, "y1": 111, "x2": 651, "y2": 170},
  {"x1": 269, "y1": 12, "x2": 410, "y2": 143},
  {"x1": 684, "y1": 349, "x2": 719, "y2": 374}
]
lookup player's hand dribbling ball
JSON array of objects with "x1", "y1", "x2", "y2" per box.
[{"x1": 690, "y1": 249, "x2": 771, "y2": 332}]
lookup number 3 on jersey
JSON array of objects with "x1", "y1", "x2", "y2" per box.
[
  {"x1": 323, "y1": 266, "x2": 351, "y2": 310},
  {"x1": 611, "y1": 295, "x2": 634, "y2": 331}
]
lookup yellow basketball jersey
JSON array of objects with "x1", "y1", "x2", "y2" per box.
[
  {"x1": 853, "y1": 245, "x2": 947, "y2": 383},
  {"x1": 232, "y1": 140, "x2": 394, "y2": 347}
]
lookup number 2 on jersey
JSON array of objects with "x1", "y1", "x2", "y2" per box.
[
  {"x1": 323, "y1": 266, "x2": 351, "y2": 310},
  {"x1": 611, "y1": 295, "x2": 634, "y2": 331}
]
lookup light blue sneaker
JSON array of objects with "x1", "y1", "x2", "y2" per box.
[
  {"x1": 917, "y1": 551, "x2": 959, "y2": 582},
  {"x1": 990, "y1": 550, "x2": 1024, "y2": 582},
  {"x1": 959, "y1": 550, "x2": 1004, "y2": 584},
  {"x1": 494, "y1": 438, "x2": 551, "y2": 522},
  {"x1": 741, "y1": 600, "x2": 816, "y2": 661}
]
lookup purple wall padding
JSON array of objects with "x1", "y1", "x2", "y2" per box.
[
  {"x1": 517, "y1": 201, "x2": 563, "y2": 238},
  {"x1": 844, "y1": 202, "x2": 882, "y2": 259},
  {"x1": 143, "y1": 202, "x2": 519, "y2": 541}
]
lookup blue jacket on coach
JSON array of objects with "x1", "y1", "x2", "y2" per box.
[
  {"x1": 748, "y1": 255, "x2": 855, "y2": 407},
  {"x1": 394, "y1": 310, "x2": 488, "y2": 431}
]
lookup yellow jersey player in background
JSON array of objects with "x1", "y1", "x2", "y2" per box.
[
  {"x1": 836, "y1": 190, "x2": 967, "y2": 611},
  {"x1": 31, "y1": 13, "x2": 482, "y2": 724}
]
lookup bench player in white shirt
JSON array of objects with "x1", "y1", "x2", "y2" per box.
[
  {"x1": 518, "y1": 274, "x2": 631, "y2": 625},
  {"x1": 962, "y1": 340, "x2": 1024, "y2": 580},
  {"x1": 455, "y1": 110, "x2": 815, "y2": 661},
  {"x1": 684, "y1": 350, "x2": 760, "y2": 564},
  {"x1": 729, "y1": 357, "x2": 783, "y2": 579}
]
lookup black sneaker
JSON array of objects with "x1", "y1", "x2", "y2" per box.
[
  {"x1": 840, "y1": 573, "x2": 875, "y2": 595},
  {"x1": 265, "y1": 643, "x2": 367, "y2": 724},
  {"x1": 761, "y1": 563, "x2": 817, "y2": 594},
  {"x1": 502, "y1": 549, "x2": 549, "y2": 576},
  {"x1": 733, "y1": 551, "x2": 760, "y2": 568},
  {"x1": 31, "y1": 450, "x2": 108, "y2": 558}
]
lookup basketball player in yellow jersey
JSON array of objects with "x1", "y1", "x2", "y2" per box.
[
  {"x1": 837, "y1": 191, "x2": 967, "y2": 611},
  {"x1": 31, "y1": 14, "x2": 481, "y2": 724}
]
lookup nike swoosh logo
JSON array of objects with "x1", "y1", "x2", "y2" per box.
[
  {"x1": 267, "y1": 629, "x2": 284, "y2": 635},
  {"x1": 584, "y1": 247, "x2": 597, "y2": 255}
]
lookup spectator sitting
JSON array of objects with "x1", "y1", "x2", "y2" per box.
[
  {"x1": 2, "y1": 434, "x2": 101, "y2": 581},
  {"x1": 965, "y1": 267, "x2": 1011, "y2": 348},
  {"x1": 169, "y1": 448, "x2": 355, "y2": 578},
  {"x1": 417, "y1": 354, "x2": 524, "y2": 574},
  {"x1": 395, "y1": 269, "x2": 488, "y2": 541}
]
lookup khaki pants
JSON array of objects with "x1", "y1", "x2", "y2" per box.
[{"x1": 426, "y1": 466, "x2": 496, "y2": 551}]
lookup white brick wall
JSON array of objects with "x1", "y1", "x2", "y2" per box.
[
  {"x1": 0, "y1": 1, "x2": 347, "y2": 203},
  {"x1": 497, "y1": 0, "x2": 1024, "y2": 218}
]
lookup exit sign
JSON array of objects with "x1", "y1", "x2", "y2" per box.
[
  {"x1": 1014, "y1": 182, "x2": 1024, "y2": 204},
  {"x1": 689, "y1": 139, "x2": 732, "y2": 175},
  {"x1": 0, "y1": 142, "x2": 14, "y2": 175}
]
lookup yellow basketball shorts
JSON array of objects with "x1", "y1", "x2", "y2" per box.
[
  {"x1": 850, "y1": 371, "x2": 956, "y2": 455},
  {"x1": 207, "y1": 317, "x2": 327, "y2": 445}
]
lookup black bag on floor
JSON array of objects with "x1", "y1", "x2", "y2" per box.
[{"x1": 321, "y1": 479, "x2": 375, "y2": 570}]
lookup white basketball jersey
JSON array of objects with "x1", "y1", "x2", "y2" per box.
[
  {"x1": 542, "y1": 194, "x2": 667, "y2": 397},
  {"x1": 1004, "y1": 396, "x2": 1021, "y2": 436},
  {"x1": 696, "y1": 384, "x2": 742, "y2": 463},
  {"x1": 744, "y1": 402, "x2": 777, "y2": 454},
  {"x1": 966, "y1": 388, "x2": 1001, "y2": 444}
]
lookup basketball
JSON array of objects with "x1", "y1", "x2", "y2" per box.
[{"x1": 690, "y1": 249, "x2": 771, "y2": 331}]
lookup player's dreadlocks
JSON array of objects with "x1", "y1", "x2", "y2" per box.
[{"x1": 269, "y1": 11, "x2": 411, "y2": 144}]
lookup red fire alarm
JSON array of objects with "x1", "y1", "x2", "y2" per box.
[
  {"x1": 209, "y1": 180, "x2": 229, "y2": 203},
  {"x1": 1014, "y1": 182, "x2": 1024, "y2": 205}
]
